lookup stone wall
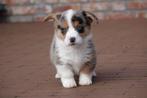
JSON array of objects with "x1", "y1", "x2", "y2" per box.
[{"x1": 1, "y1": 0, "x2": 147, "y2": 22}]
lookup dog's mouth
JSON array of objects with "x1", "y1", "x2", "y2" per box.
[
  {"x1": 68, "y1": 41, "x2": 83, "y2": 47},
  {"x1": 69, "y1": 43, "x2": 76, "y2": 46}
]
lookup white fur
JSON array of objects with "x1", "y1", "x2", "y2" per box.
[
  {"x1": 55, "y1": 33, "x2": 93, "y2": 88},
  {"x1": 64, "y1": 9, "x2": 75, "y2": 27},
  {"x1": 55, "y1": 63, "x2": 76, "y2": 88},
  {"x1": 55, "y1": 33, "x2": 92, "y2": 74},
  {"x1": 61, "y1": 77, "x2": 77, "y2": 88},
  {"x1": 79, "y1": 73, "x2": 92, "y2": 85}
]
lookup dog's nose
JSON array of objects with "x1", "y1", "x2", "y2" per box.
[{"x1": 70, "y1": 37, "x2": 76, "y2": 43}]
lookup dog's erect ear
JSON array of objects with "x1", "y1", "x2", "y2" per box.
[
  {"x1": 43, "y1": 13, "x2": 62, "y2": 22},
  {"x1": 82, "y1": 11, "x2": 99, "y2": 24}
]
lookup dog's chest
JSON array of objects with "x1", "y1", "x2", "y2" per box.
[{"x1": 58, "y1": 46, "x2": 89, "y2": 73}]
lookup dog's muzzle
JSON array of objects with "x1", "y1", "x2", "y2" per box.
[
  {"x1": 70, "y1": 37, "x2": 75, "y2": 43},
  {"x1": 69, "y1": 37, "x2": 76, "y2": 45}
]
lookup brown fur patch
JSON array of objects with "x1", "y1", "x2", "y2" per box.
[
  {"x1": 55, "y1": 19, "x2": 68, "y2": 41},
  {"x1": 80, "y1": 58, "x2": 96, "y2": 74},
  {"x1": 63, "y1": 20, "x2": 68, "y2": 28},
  {"x1": 80, "y1": 41, "x2": 96, "y2": 74},
  {"x1": 80, "y1": 53, "x2": 96, "y2": 74},
  {"x1": 73, "y1": 20, "x2": 80, "y2": 27}
]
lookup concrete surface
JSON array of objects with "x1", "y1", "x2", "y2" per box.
[{"x1": 0, "y1": 19, "x2": 147, "y2": 98}]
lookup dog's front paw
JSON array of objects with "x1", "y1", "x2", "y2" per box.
[
  {"x1": 61, "y1": 78, "x2": 77, "y2": 88},
  {"x1": 79, "y1": 74, "x2": 92, "y2": 86}
]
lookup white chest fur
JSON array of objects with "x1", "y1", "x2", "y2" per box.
[{"x1": 56, "y1": 39, "x2": 91, "y2": 74}]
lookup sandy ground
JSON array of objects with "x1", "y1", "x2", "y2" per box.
[{"x1": 0, "y1": 19, "x2": 147, "y2": 98}]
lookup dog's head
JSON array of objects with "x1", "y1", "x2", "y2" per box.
[{"x1": 44, "y1": 9, "x2": 98, "y2": 46}]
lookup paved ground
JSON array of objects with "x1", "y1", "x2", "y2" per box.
[{"x1": 0, "y1": 19, "x2": 147, "y2": 98}]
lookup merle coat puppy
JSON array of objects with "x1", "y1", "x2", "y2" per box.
[{"x1": 44, "y1": 9, "x2": 98, "y2": 88}]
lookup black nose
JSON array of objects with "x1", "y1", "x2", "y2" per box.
[{"x1": 70, "y1": 37, "x2": 76, "y2": 43}]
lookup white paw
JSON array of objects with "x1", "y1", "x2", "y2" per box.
[
  {"x1": 55, "y1": 73, "x2": 60, "y2": 78},
  {"x1": 61, "y1": 78, "x2": 77, "y2": 88},
  {"x1": 79, "y1": 74, "x2": 92, "y2": 86}
]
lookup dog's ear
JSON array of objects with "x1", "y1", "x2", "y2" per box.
[
  {"x1": 82, "y1": 11, "x2": 99, "y2": 24},
  {"x1": 43, "y1": 12, "x2": 61, "y2": 22}
]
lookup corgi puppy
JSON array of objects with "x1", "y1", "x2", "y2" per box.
[{"x1": 44, "y1": 9, "x2": 98, "y2": 88}]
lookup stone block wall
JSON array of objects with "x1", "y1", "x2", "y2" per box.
[{"x1": 1, "y1": 0, "x2": 147, "y2": 22}]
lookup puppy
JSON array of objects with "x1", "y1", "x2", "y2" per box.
[{"x1": 44, "y1": 9, "x2": 98, "y2": 88}]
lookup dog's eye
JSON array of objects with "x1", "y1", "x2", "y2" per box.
[
  {"x1": 76, "y1": 26, "x2": 84, "y2": 33},
  {"x1": 61, "y1": 28, "x2": 67, "y2": 34},
  {"x1": 58, "y1": 25, "x2": 68, "y2": 35}
]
